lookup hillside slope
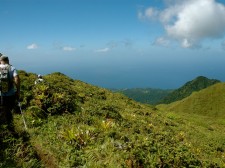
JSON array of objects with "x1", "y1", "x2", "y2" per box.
[
  {"x1": 1, "y1": 71, "x2": 225, "y2": 167},
  {"x1": 156, "y1": 83, "x2": 225, "y2": 166},
  {"x1": 159, "y1": 76, "x2": 220, "y2": 104},
  {"x1": 165, "y1": 82, "x2": 225, "y2": 118}
]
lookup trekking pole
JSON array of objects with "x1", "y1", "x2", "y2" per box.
[{"x1": 18, "y1": 102, "x2": 28, "y2": 130}]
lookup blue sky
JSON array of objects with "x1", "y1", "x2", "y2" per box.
[{"x1": 1, "y1": 0, "x2": 225, "y2": 89}]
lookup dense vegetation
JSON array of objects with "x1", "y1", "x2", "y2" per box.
[
  {"x1": 159, "y1": 76, "x2": 220, "y2": 104},
  {"x1": 161, "y1": 82, "x2": 225, "y2": 118},
  {"x1": 112, "y1": 88, "x2": 173, "y2": 105},
  {"x1": 0, "y1": 71, "x2": 225, "y2": 167}
]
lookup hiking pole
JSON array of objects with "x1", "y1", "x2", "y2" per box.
[{"x1": 18, "y1": 102, "x2": 28, "y2": 130}]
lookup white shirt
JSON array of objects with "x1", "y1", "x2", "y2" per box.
[{"x1": 35, "y1": 78, "x2": 44, "y2": 85}]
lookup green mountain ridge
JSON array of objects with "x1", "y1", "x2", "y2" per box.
[
  {"x1": 1, "y1": 71, "x2": 225, "y2": 167},
  {"x1": 112, "y1": 76, "x2": 220, "y2": 105},
  {"x1": 159, "y1": 76, "x2": 221, "y2": 104},
  {"x1": 163, "y1": 82, "x2": 225, "y2": 118}
]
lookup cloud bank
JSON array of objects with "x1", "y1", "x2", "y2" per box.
[
  {"x1": 27, "y1": 43, "x2": 38, "y2": 49},
  {"x1": 63, "y1": 46, "x2": 76, "y2": 51},
  {"x1": 140, "y1": 0, "x2": 225, "y2": 48},
  {"x1": 94, "y1": 47, "x2": 110, "y2": 53}
]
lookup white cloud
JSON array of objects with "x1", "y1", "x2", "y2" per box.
[
  {"x1": 153, "y1": 37, "x2": 170, "y2": 46},
  {"x1": 63, "y1": 46, "x2": 76, "y2": 51},
  {"x1": 27, "y1": 43, "x2": 38, "y2": 49},
  {"x1": 141, "y1": 0, "x2": 225, "y2": 48},
  {"x1": 138, "y1": 7, "x2": 159, "y2": 20},
  {"x1": 107, "y1": 39, "x2": 133, "y2": 48},
  {"x1": 95, "y1": 47, "x2": 110, "y2": 53}
]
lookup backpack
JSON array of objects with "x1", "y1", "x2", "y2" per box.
[{"x1": 0, "y1": 65, "x2": 12, "y2": 93}]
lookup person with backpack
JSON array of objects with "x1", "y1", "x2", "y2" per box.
[
  {"x1": 0, "y1": 55, "x2": 20, "y2": 131},
  {"x1": 34, "y1": 74, "x2": 44, "y2": 85}
]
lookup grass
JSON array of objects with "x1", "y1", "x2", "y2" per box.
[
  {"x1": 1, "y1": 71, "x2": 225, "y2": 167},
  {"x1": 14, "y1": 106, "x2": 225, "y2": 167},
  {"x1": 157, "y1": 106, "x2": 225, "y2": 167},
  {"x1": 166, "y1": 83, "x2": 225, "y2": 118}
]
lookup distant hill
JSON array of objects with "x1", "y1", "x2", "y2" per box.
[
  {"x1": 112, "y1": 88, "x2": 173, "y2": 104},
  {"x1": 159, "y1": 76, "x2": 220, "y2": 104},
  {"x1": 165, "y1": 82, "x2": 225, "y2": 118}
]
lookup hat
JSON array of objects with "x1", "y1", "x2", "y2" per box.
[
  {"x1": 38, "y1": 74, "x2": 42, "y2": 78},
  {"x1": 0, "y1": 56, "x2": 9, "y2": 62}
]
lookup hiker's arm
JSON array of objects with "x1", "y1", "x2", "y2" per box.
[{"x1": 14, "y1": 75, "x2": 20, "y2": 99}]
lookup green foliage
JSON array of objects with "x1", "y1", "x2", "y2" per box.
[
  {"x1": 19, "y1": 72, "x2": 80, "y2": 115},
  {"x1": 1, "y1": 71, "x2": 225, "y2": 167},
  {"x1": 18, "y1": 70, "x2": 37, "y2": 107},
  {"x1": 0, "y1": 125, "x2": 42, "y2": 167},
  {"x1": 160, "y1": 76, "x2": 220, "y2": 104},
  {"x1": 165, "y1": 82, "x2": 225, "y2": 118}
]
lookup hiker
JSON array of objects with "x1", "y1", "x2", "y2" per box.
[
  {"x1": 34, "y1": 74, "x2": 44, "y2": 84},
  {"x1": 0, "y1": 55, "x2": 20, "y2": 131}
]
